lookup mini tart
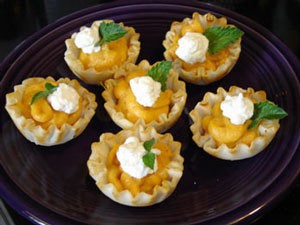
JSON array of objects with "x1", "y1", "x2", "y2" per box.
[
  {"x1": 163, "y1": 12, "x2": 242, "y2": 85},
  {"x1": 102, "y1": 60, "x2": 187, "y2": 133},
  {"x1": 64, "y1": 20, "x2": 140, "y2": 85},
  {"x1": 189, "y1": 86, "x2": 280, "y2": 160},
  {"x1": 5, "y1": 77, "x2": 97, "y2": 146},
  {"x1": 87, "y1": 123, "x2": 184, "y2": 206}
]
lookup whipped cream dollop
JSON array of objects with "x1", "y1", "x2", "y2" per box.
[
  {"x1": 74, "y1": 26, "x2": 101, "y2": 54},
  {"x1": 175, "y1": 32, "x2": 209, "y2": 64},
  {"x1": 116, "y1": 137, "x2": 160, "y2": 179},
  {"x1": 129, "y1": 76, "x2": 161, "y2": 107},
  {"x1": 47, "y1": 83, "x2": 80, "y2": 114},
  {"x1": 220, "y1": 93, "x2": 254, "y2": 125}
]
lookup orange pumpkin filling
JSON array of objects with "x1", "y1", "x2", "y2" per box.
[
  {"x1": 168, "y1": 19, "x2": 230, "y2": 71},
  {"x1": 106, "y1": 141, "x2": 172, "y2": 196},
  {"x1": 202, "y1": 99, "x2": 260, "y2": 147},
  {"x1": 113, "y1": 70, "x2": 173, "y2": 123},
  {"x1": 79, "y1": 36, "x2": 128, "y2": 71},
  {"x1": 20, "y1": 81, "x2": 83, "y2": 129}
]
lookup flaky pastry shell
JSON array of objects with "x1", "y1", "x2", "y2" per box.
[
  {"x1": 64, "y1": 20, "x2": 140, "y2": 85},
  {"x1": 5, "y1": 77, "x2": 97, "y2": 146},
  {"x1": 102, "y1": 60, "x2": 187, "y2": 133},
  {"x1": 87, "y1": 123, "x2": 184, "y2": 206},
  {"x1": 189, "y1": 86, "x2": 280, "y2": 160},
  {"x1": 163, "y1": 12, "x2": 242, "y2": 85}
]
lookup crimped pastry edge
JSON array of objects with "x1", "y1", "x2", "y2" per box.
[
  {"x1": 5, "y1": 76, "x2": 97, "y2": 146},
  {"x1": 87, "y1": 123, "x2": 184, "y2": 206},
  {"x1": 189, "y1": 86, "x2": 280, "y2": 160},
  {"x1": 101, "y1": 60, "x2": 187, "y2": 133},
  {"x1": 163, "y1": 12, "x2": 242, "y2": 85},
  {"x1": 64, "y1": 20, "x2": 141, "y2": 85}
]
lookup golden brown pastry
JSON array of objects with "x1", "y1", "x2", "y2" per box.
[
  {"x1": 5, "y1": 76, "x2": 97, "y2": 146},
  {"x1": 64, "y1": 20, "x2": 140, "y2": 85},
  {"x1": 163, "y1": 12, "x2": 243, "y2": 85},
  {"x1": 87, "y1": 123, "x2": 184, "y2": 206},
  {"x1": 189, "y1": 86, "x2": 287, "y2": 160},
  {"x1": 102, "y1": 60, "x2": 187, "y2": 133}
]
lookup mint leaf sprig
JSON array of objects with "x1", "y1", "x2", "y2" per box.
[
  {"x1": 248, "y1": 101, "x2": 288, "y2": 129},
  {"x1": 31, "y1": 83, "x2": 58, "y2": 105},
  {"x1": 142, "y1": 138, "x2": 156, "y2": 170},
  {"x1": 147, "y1": 61, "x2": 172, "y2": 91},
  {"x1": 95, "y1": 22, "x2": 127, "y2": 47},
  {"x1": 203, "y1": 26, "x2": 244, "y2": 54}
]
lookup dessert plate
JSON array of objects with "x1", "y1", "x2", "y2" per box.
[{"x1": 0, "y1": 1, "x2": 299, "y2": 224}]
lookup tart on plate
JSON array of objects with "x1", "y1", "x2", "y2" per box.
[
  {"x1": 163, "y1": 12, "x2": 243, "y2": 85},
  {"x1": 5, "y1": 76, "x2": 97, "y2": 146},
  {"x1": 87, "y1": 123, "x2": 184, "y2": 206},
  {"x1": 102, "y1": 60, "x2": 187, "y2": 133},
  {"x1": 64, "y1": 20, "x2": 140, "y2": 85},
  {"x1": 189, "y1": 86, "x2": 287, "y2": 160}
]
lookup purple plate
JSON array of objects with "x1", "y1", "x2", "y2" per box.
[{"x1": 0, "y1": 1, "x2": 300, "y2": 224}]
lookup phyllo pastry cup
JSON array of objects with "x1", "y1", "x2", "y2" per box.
[
  {"x1": 5, "y1": 77, "x2": 97, "y2": 146},
  {"x1": 189, "y1": 86, "x2": 281, "y2": 160},
  {"x1": 163, "y1": 12, "x2": 242, "y2": 85},
  {"x1": 102, "y1": 60, "x2": 187, "y2": 133},
  {"x1": 87, "y1": 123, "x2": 184, "y2": 206},
  {"x1": 64, "y1": 20, "x2": 140, "y2": 85}
]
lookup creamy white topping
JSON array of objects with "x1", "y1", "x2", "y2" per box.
[
  {"x1": 220, "y1": 93, "x2": 254, "y2": 125},
  {"x1": 116, "y1": 137, "x2": 160, "y2": 179},
  {"x1": 129, "y1": 76, "x2": 161, "y2": 107},
  {"x1": 74, "y1": 26, "x2": 101, "y2": 54},
  {"x1": 47, "y1": 83, "x2": 80, "y2": 114},
  {"x1": 175, "y1": 32, "x2": 209, "y2": 64}
]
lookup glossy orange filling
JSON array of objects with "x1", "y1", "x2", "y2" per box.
[
  {"x1": 20, "y1": 81, "x2": 83, "y2": 129},
  {"x1": 169, "y1": 19, "x2": 230, "y2": 71},
  {"x1": 106, "y1": 141, "x2": 172, "y2": 196},
  {"x1": 113, "y1": 70, "x2": 173, "y2": 123},
  {"x1": 202, "y1": 100, "x2": 259, "y2": 147},
  {"x1": 79, "y1": 36, "x2": 128, "y2": 71}
]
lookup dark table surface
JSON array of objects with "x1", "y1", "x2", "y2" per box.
[{"x1": 0, "y1": 0, "x2": 299, "y2": 224}]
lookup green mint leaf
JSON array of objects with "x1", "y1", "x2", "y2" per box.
[
  {"x1": 142, "y1": 138, "x2": 155, "y2": 169},
  {"x1": 248, "y1": 101, "x2": 288, "y2": 129},
  {"x1": 95, "y1": 21, "x2": 127, "y2": 46},
  {"x1": 248, "y1": 117, "x2": 260, "y2": 129},
  {"x1": 143, "y1": 138, "x2": 155, "y2": 152},
  {"x1": 204, "y1": 26, "x2": 244, "y2": 54},
  {"x1": 147, "y1": 61, "x2": 172, "y2": 91},
  {"x1": 45, "y1": 82, "x2": 57, "y2": 91},
  {"x1": 142, "y1": 152, "x2": 155, "y2": 170},
  {"x1": 31, "y1": 83, "x2": 58, "y2": 105},
  {"x1": 30, "y1": 91, "x2": 49, "y2": 105}
]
